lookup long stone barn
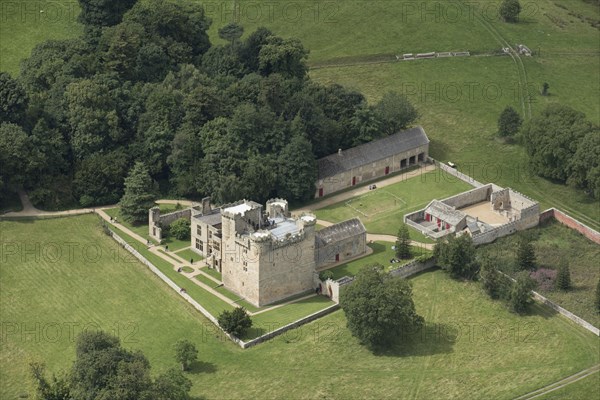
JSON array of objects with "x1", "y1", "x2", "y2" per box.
[{"x1": 315, "y1": 126, "x2": 430, "y2": 198}]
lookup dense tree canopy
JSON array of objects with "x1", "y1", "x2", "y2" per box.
[
  {"x1": 31, "y1": 330, "x2": 192, "y2": 400},
  {"x1": 340, "y1": 264, "x2": 424, "y2": 349},
  {"x1": 434, "y1": 234, "x2": 479, "y2": 280},
  {"x1": 2, "y1": 0, "x2": 420, "y2": 209},
  {"x1": 522, "y1": 104, "x2": 599, "y2": 198}
]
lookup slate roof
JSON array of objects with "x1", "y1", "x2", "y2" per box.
[
  {"x1": 315, "y1": 218, "x2": 367, "y2": 248},
  {"x1": 425, "y1": 200, "x2": 467, "y2": 227},
  {"x1": 317, "y1": 126, "x2": 429, "y2": 179},
  {"x1": 193, "y1": 209, "x2": 222, "y2": 226}
]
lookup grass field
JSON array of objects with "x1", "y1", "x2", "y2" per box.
[
  {"x1": 479, "y1": 220, "x2": 600, "y2": 328},
  {"x1": 314, "y1": 170, "x2": 473, "y2": 238},
  {"x1": 535, "y1": 371, "x2": 600, "y2": 400},
  {"x1": 1, "y1": 214, "x2": 598, "y2": 399}
]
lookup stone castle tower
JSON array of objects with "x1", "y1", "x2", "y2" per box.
[{"x1": 220, "y1": 199, "x2": 317, "y2": 307}]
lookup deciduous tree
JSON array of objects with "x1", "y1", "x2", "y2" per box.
[
  {"x1": 499, "y1": 0, "x2": 521, "y2": 23},
  {"x1": 173, "y1": 339, "x2": 198, "y2": 371},
  {"x1": 373, "y1": 91, "x2": 419, "y2": 135},
  {"x1": 340, "y1": 264, "x2": 424, "y2": 349},
  {"x1": 497, "y1": 106, "x2": 522, "y2": 137},
  {"x1": 218, "y1": 307, "x2": 253, "y2": 337},
  {"x1": 434, "y1": 234, "x2": 479, "y2": 280}
]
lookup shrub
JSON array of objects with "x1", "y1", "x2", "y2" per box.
[
  {"x1": 509, "y1": 271, "x2": 536, "y2": 314},
  {"x1": 319, "y1": 270, "x2": 334, "y2": 281},
  {"x1": 218, "y1": 307, "x2": 252, "y2": 337},
  {"x1": 170, "y1": 218, "x2": 191, "y2": 240},
  {"x1": 516, "y1": 239, "x2": 536, "y2": 271},
  {"x1": 530, "y1": 268, "x2": 557, "y2": 292}
]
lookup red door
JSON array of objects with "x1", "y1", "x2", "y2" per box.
[
  {"x1": 352, "y1": 177, "x2": 356, "y2": 186},
  {"x1": 385, "y1": 166, "x2": 390, "y2": 175},
  {"x1": 335, "y1": 254, "x2": 340, "y2": 262},
  {"x1": 319, "y1": 188, "x2": 324, "y2": 197}
]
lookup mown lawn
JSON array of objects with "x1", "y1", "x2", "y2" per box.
[
  {"x1": 325, "y1": 241, "x2": 432, "y2": 280},
  {"x1": 175, "y1": 248, "x2": 202, "y2": 264},
  {"x1": 314, "y1": 170, "x2": 473, "y2": 238},
  {"x1": 2, "y1": 215, "x2": 598, "y2": 399},
  {"x1": 479, "y1": 220, "x2": 600, "y2": 328}
]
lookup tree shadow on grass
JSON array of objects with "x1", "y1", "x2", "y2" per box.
[
  {"x1": 372, "y1": 322, "x2": 457, "y2": 358},
  {"x1": 187, "y1": 360, "x2": 217, "y2": 374}
]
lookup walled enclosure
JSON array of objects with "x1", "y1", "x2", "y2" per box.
[{"x1": 149, "y1": 207, "x2": 192, "y2": 242}]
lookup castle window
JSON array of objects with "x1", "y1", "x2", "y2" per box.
[
  {"x1": 195, "y1": 239, "x2": 203, "y2": 251},
  {"x1": 209, "y1": 231, "x2": 212, "y2": 239},
  {"x1": 197, "y1": 225, "x2": 202, "y2": 235}
]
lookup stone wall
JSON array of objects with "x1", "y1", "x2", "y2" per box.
[
  {"x1": 242, "y1": 304, "x2": 340, "y2": 348},
  {"x1": 440, "y1": 185, "x2": 493, "y2": 209},
  {"x1": 149, "y1": 207, "x2": 192, "y2": 241},
  {"x1": 540, "y1": 208, "x2": 600, "y2": 245},
  {"x1": 499, "y1": 271, "x2": 599, "y2": 336},
  {"x1": 389, "y1": 257, "x2": 437, "y2": 278},
  {"x1": 108, "y1": 229, "x2": 245, "y2": 347},
  {"x1": 434, "y1": 159, "x2": 485, "y2": 188}
]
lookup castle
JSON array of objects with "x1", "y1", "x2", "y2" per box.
[{"x1": 149, "y1": 198, "x2": 366, "y2": 307}]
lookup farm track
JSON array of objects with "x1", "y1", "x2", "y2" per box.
[
  {"x1": 455, "y1": 0, "x2": 532, "y2": 120},
  {"x1": 513, "y1": 364, "x2": 600, "y2": 400}
]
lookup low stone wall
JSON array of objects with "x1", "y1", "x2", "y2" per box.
[
  {"x1": 108, "y1": 229, "x2": 245, "y2": 347},
  {"x1": 531, "y1": 292, "x2": 599, "y2": 336},
  {"x1": 434, "y1": 159, "x2": 485, "y2": 188},
  {"x1": 390, "y1": 257, "x2": 437, "y2": 278},
  {"x1": 540, "y1": 208, "x2": 600, "y2": 245},
  {"x1": 499, "y1": 271, "x2": 599, "y2": 336},
  {"x1": 242, "y1": 304, "x2": 340, "y2": 348}
]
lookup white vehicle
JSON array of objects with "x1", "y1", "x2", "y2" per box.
[{"x1": 447, "y1": 161, "x2": 456, "y2": 168}]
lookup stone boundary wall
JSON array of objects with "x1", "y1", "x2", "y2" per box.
[
  {"x1": 242, "y1": 304, "x2": 340, "y2": 348},
  {"x1": 440, "y1": 185, "x2": 492, "y2": 209},
  {"x1": 540, "y1": 208, "x2": 600, "y2": 245},
  {"x1": 472, "y1": 219, "x2": 520, "y2": 245},
  {"x1": 433, "y1": 159, "x2": 485, "y2": 188},
  {"x1": 108, "y1": 230, "x2": 245, "y2": 347},
  {"x1": 499, "y1": 271, "x2": 599, "y2": 336},
  {"x1": 390, "y1": 258, "x2": 437, "y2": 278}
]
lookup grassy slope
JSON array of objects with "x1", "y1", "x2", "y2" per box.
[
  {"x1": 479, "y1": 220, "x2": 600, "y2": 328},
  {"x1": 1, "y1": 215, "x2": 598, "y2": 399},
  {"x1": 535, "y1": 371, "x2": 600, "y2": 400}
]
